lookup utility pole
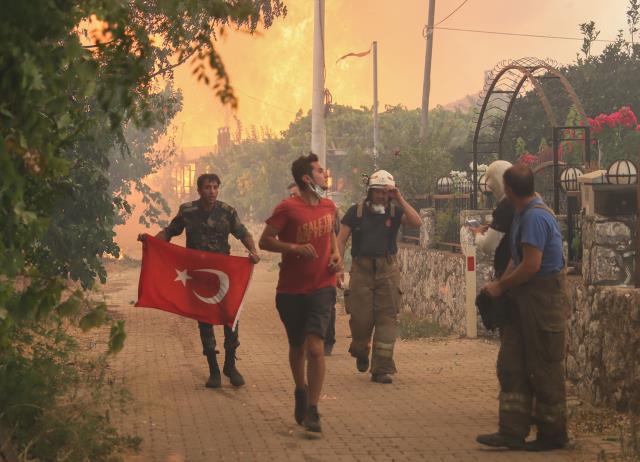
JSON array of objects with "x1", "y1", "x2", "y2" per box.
[
  {"x1": 311, "y1": 0, "x2": 326, "y2": 166},
  {"x1": 419, "y1": 0, "x2": 436, "y2": 139},
  {"x1": 372, "y1": 41, "x2": 379, "y2": 169}
]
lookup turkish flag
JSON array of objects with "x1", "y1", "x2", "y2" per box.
[{"x1": 135, "y1": 234, "x2": 254, "y2": 328}]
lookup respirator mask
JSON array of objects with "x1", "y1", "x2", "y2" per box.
[{"x1": 309, "y1": 182, "x2": 326, "y2": 198}]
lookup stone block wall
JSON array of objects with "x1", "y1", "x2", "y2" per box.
[
  {"x1": 397, "y1": 245, "x2": 466, "y2": 336},
  {"x1": 567, "y1": 279, "x2": 640, "y2": 412},
  {"x1": 582, "y1": 214, "x2": 638, "y2": 286}
]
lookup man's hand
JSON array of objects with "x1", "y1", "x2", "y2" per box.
[
  {"x1": 328, "y1": 252, "x2": 343, "y2": 274},
  {"x1": 248, "y1": 251, "x2": 261, "y2": 264},
  {"x1": 470, "y1": 224, "x2": 489, "y2": 236},
  {"x1": 385, "y1": 185, "x2": 402, "y2": 200},
  {"x1": 483, "y1": 281, "x2": 503, "y2": 298},
  {"x1": 137, "y1": 233, "x2": 147, "y2": 242},
  {"x1": 292, "y1": 243, "x2": 318, "y2": 259},
  {"x1": 336, "y1": 271, "x2": 345, "y2": 289}
]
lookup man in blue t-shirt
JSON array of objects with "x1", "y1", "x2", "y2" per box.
[{"x1": 476, "y1": 164, "x2": 571, "y2": 452}]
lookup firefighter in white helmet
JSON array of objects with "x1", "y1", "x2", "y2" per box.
[{"x1": 336, "y1": 170, "x2": 422, "y2": 383}]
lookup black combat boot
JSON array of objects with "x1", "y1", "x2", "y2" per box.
[
  {"x1": 223, "y1": 349, "x2": 245, "y2": 387},
  {"x1": 371, "y1": 373, "x2": 393, "y2": 384},
  {"x1": 205, "y1": 353, "x2": 221, "y2": 388},
  {"x1": 476, "y1": 432, "x2": 525, "y2": 450},
  {"x1": 356, "y1": 356, "x2": 369, "y2": 373}
]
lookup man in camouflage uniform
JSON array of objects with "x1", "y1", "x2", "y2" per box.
[{"x1": 150, "y1": 173, "x2": 260, "y2": 388}]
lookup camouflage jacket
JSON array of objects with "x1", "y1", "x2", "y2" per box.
[{"x1": 164, "y1": 199, "x2": 249, "y2": 254}]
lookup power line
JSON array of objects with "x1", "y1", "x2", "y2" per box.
[
  {"x1": 235, "y1": 88, "x2": 300, "y2": 116},
  {"x1": 435, "y1": 0, "x2": 470, "y2": 26},
  {"x1": 433, "y1": 25, "x2": 616, "y2": 42}
]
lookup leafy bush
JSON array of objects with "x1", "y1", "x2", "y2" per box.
[{"x1": 398, "y1": 312, "x2": 450, "y2": 340}]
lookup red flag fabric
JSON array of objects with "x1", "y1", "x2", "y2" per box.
[
  {"x1": 135, "y1": 234, "x2": 254, "y2": 328},
  {"x1": 336, "y1": 47, "x2": 371, "y2": 63}
]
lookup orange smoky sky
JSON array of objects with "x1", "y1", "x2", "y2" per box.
[{"x1": 172, "y1": 0, "x2": 626, "y2": 148}]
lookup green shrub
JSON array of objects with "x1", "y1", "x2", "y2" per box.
[
  {"x1": 398, "y1": 312, "x2": 450, "y2": 340},
  {"x1": 0, "y1": 321, "x2": 140, "y2": 461}
]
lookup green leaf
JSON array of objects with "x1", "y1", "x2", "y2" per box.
[
  {"x1": 78, "y1": 303, "x2": 107, "y2": 331},
  {"x1": 108, "y1": 320, "x2": 126, "y2": 354},
  {"x1": 56, "y1": 293, "x2": 82, "y2": 317}
]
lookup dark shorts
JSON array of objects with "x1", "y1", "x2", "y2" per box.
[{"x1": 275, "y1": 286, "x2": 336, "y2": 347}]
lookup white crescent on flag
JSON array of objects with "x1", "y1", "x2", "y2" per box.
[{"x1": 192, "y1": 269, "x2": 230, "y2": 305}]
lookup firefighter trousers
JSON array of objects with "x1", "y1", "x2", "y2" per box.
[
  {"x1": 497, "y1": 271, "x2": 570, "y2": 443},
  {"x1": 345, "y1": 256, "x2": 402, "y2": 375}
]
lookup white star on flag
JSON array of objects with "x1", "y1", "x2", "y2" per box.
[{"x1": 174, "y1": 268, "x2": 192, "y2": 287}]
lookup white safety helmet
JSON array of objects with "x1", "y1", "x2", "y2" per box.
[
  {"x1": 485, "y1": 160, "x2": 512, "y2": 199},
  {"x1": 368, "y1": 169, "x2": 395, "y2": 190}
]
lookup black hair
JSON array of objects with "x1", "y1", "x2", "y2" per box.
[
  {"x1": 197, "y1": 173, "x2": 221, "y2": 189},
  {"x1": 503, "y1": 164, "x2": 535, "y2": 198},
  {"x1": 291, "y1": 153, "x2": 319, "y2": 190}
]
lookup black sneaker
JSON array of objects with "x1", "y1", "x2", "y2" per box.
[
  {"x1": 303, "y1": 405, "x2": 322, "y2": 433},
  {"x1": 294, "y1": 387, "x2": 308, "y2": 425},
  {"x1": 356, "y1": 356, "x2": 369, "y2": 373},
  {"x1": 524, "y1": 437, "x2": 567, "y2": 452},
  {"x1": 476, "y1": 432, "x2": 525, "y2": 450},
  {"x1": 371, "y1": 373, "x2": 393, "y2": 384}
]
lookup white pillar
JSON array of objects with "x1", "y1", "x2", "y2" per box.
[
  {"x1": 311, "y1": 0, "x2": 326, "y2": 166},
  {"x1": 460, "y1": 226, "x2": 478, "y2": 338}
]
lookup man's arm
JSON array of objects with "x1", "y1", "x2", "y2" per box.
[
  {"x1": 258, "y1": 225, "x2": 318, "y2": 258},
  {"x1": 392, "y1": 188, "x2": 421, "y2": 228},
  {"x1": 328, "y1": 227, "x2": 343, "y2": 273},
  {"x1": 336, "y1": 224, "x2": 351, "y2": 258},
  {"x1": 240, "y1": 234, "x2": 260, "y2": 263},
  {"x1": 484, "y1": 245, "x2": 542, "y2": 297}
]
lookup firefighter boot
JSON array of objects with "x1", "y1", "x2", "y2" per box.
[
  {"x1": 205, "y1": 353, "x2": 221, "y2": 388},
  {"x1": 223, "y1": 349, "x2": 245, "y2": 387}
]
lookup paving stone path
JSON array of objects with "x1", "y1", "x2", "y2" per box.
[{"x1": 103, "y1": 260, "x2": 608, "y2": 462}]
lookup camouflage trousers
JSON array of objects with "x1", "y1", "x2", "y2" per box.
[
  {"x1": 197, "y1": 322, "x2": 240, "y2": 356},
  {"x1": 498, "y1": 271, "x2": 570, "y2": 442},
  {"x1": 345, "y1": 256, "x2": 402, "y2": 375}
]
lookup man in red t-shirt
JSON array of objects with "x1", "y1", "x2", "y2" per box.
[{"x1": 259, "y1": 153, "x2": 342, "y2": 434}]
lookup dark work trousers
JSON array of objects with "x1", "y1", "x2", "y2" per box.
[
  {"x1": 197, "y1": 321, "x2": 240, "y2": 358},
  {"x1": 325, "y1": 303, "x2": 336, "y2": 347},
  {"x1": 497, "y1": 271, "x2": 570, "y2": 443}
]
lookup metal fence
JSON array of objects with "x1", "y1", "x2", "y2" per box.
[{"x1": 400, "y1": 193, "x2": 473, "y2": 252}]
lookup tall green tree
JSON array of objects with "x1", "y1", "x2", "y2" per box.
[{"x1": 0, "y1": 1, "x2": 286, "y2": 459}]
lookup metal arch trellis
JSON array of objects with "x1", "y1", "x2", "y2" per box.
[{"x1": 470, "y1": 57, "x2": 590, "y2": 210}]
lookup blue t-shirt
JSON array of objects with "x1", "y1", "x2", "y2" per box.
[{"x1": 509, "y1": 197, "x2": 564, "y2": 276}]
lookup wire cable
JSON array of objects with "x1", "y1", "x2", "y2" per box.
[
  {"x1": 435, "y1": 0, "x2": 470, "y2": 26},
  {"x1": 433, "y1": 26, "x2": 616, "y2": 42},
  {"x1": 235, "y1": 88, "x2": 300, "y2": 116}
]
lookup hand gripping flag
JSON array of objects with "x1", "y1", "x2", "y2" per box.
[{"x1": 135, "y1": 235, "x2": 254, "y2": 329}]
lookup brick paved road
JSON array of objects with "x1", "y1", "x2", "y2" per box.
[{"x1": 103, "y1": 260, "x2": 605, "y2": 462}]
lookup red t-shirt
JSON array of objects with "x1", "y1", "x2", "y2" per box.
[{"x1": 265, "y1": 196, "x2": 337, "y2": 294}]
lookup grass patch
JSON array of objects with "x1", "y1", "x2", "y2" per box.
[{"x1": 398, "y1": 312, "x2": 450, "y2": 340}]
